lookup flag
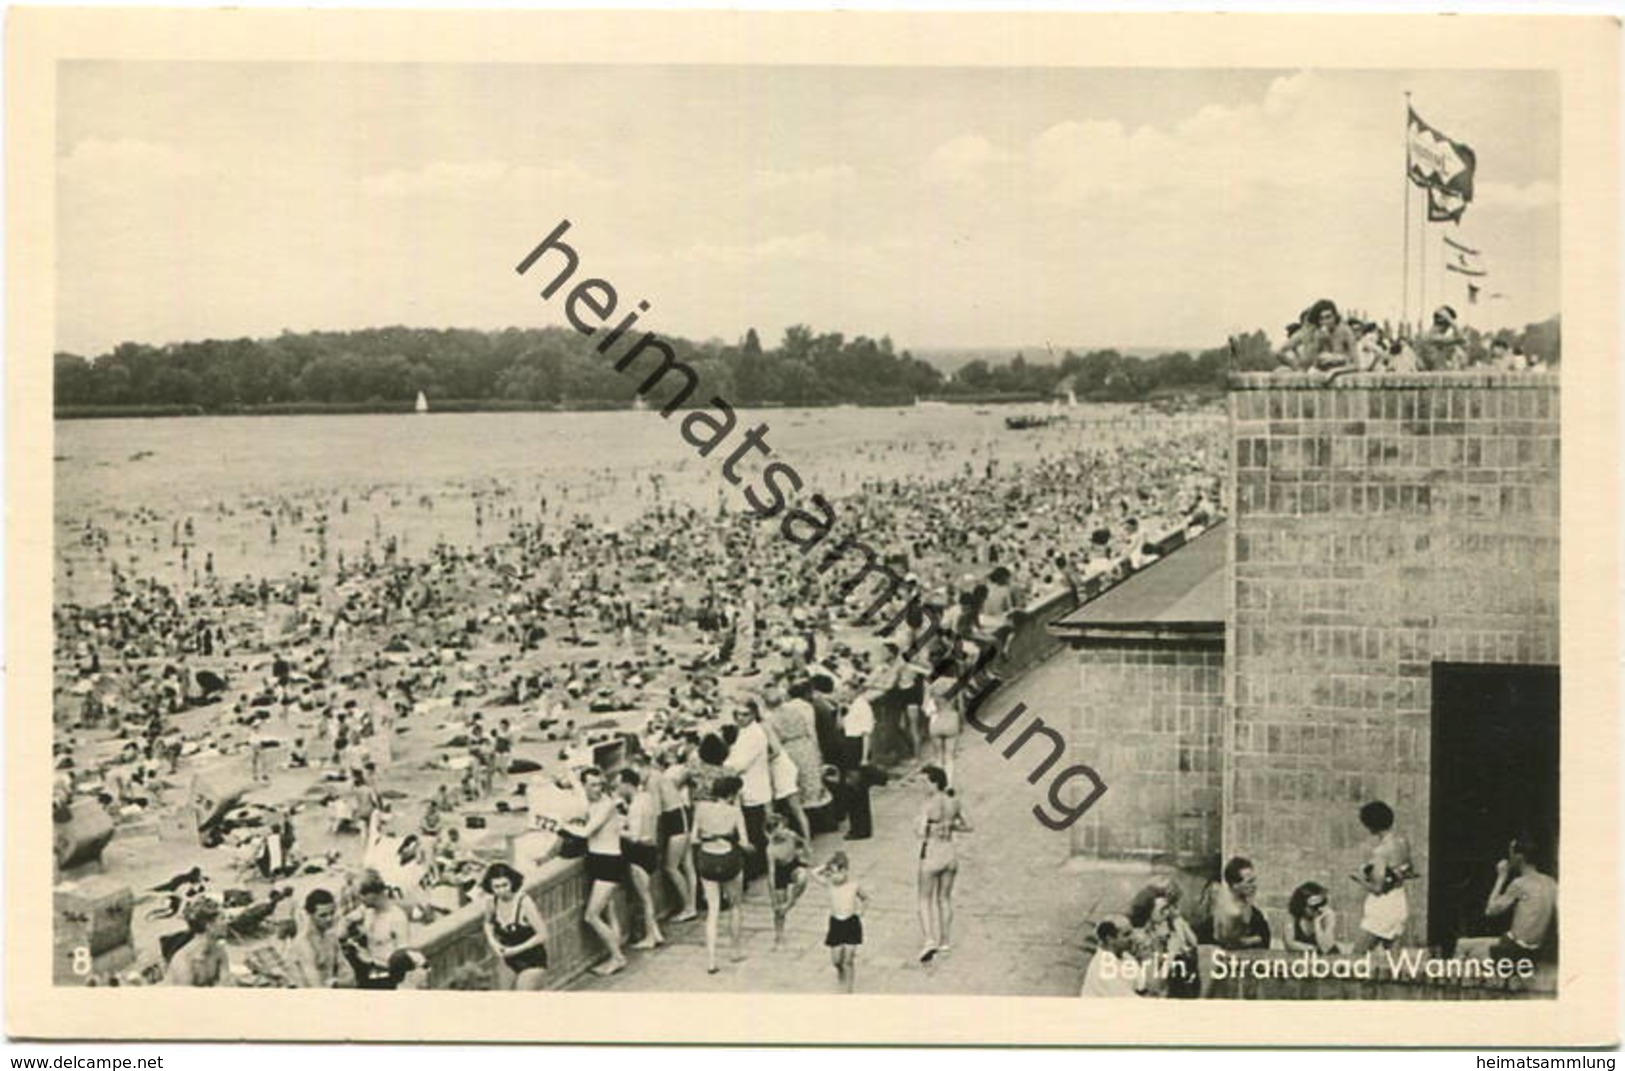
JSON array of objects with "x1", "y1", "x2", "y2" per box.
[
  {"x1": 1427, "y1": 185, "x2": 1470, "y2": 223},
  {"x1": 1409, "y1": 106, "x2": 1477, "y2": 222},
  {"x1": 1443, "y1": 236, "x2": 1487, "y2": 276},
  {"x1": 1408, "y1": 107, "x2": 1477, "y2": 197}
]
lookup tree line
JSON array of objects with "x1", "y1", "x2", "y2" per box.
[{"x1": 52, "y1": 316, "x2": 1559, "y2": 413}]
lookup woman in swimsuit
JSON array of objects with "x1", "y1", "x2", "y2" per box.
[
  {"x1": 480, "y1": 861, "x2": 548, "y2": 990},
  {"x1": 1349, "y1": 800, "x2": 1416, "y2": 952},
  {"x1": 693, "y1": 774, "x2": 751, "y2": 974},
  {"x1": 764, "y1": 812, "x2": 810, "y2": 948},
  {"x1": 1285, "y1": 881, "x2": 1341, "y2": 955},
  {"x1": 916, "y1": 764, "x2": 972, "y2": 963},
  {"x1": 653, "y1": 746, "x2": 698, "y2": 923},
  {"x1": 687, "y1": 732, "x2": 730, "y2": 805},
  {"x1": 923, "y1": 654, "x2": 965, "y2": 788}
]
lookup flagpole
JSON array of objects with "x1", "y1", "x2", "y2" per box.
[
  {"x1": 1402, "y1": 92, "x2": 1412, "y2": 326},
  {"x1": 1419, "y1": 192, "x2": 1428, "y2": 327}
]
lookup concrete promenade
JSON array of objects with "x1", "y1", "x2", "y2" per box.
[{"x1": 573, "y1": 656, "x2": 1162, "y2": 995}]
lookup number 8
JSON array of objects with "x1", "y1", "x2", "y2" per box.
[{"x1": 72, "y1": 946, "x2": 91, "y2": 975}]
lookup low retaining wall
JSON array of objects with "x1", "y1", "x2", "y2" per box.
[
  {"x1": 999, "y1": 586, "x2": 1080, "y2": 676},
  {"x1": 417, "y1": 854, "x2": 675, "y2": 989}
]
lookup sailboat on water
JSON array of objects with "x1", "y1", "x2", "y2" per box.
[{"x1": 415, "y1": 391, "x2": 429, "y2": 414}]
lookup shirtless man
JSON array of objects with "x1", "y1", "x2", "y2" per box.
[
  {"x1": 1483, "y1": 835, "x2": 1557, "y2": 967},
  {"x1": 164, "y1": 897, "x2": 233, "y2": 987},
  {"x1": 287, "y1": 888, "x2": 355, "y2": 988}
]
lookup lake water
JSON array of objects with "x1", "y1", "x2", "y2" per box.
[{"x1": 56, "y1": 403, "x2": 1187, "y2": 605}]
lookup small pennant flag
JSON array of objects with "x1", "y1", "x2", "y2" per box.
[{"x1": 1443, "y1": 235, "x2": 1487, "y2": 276}]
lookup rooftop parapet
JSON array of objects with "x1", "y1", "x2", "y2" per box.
[{"x1": 1229, "y1": 370, "x2": 1558, "y2": 391}]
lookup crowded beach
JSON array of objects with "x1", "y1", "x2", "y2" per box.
[{"x1": 53, "y1": 407, "x2": 1227, "y2": 990}]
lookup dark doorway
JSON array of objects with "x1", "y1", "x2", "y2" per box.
[{"x1": 1428, "y1": 663, "x2": 1559, "y2": 952}]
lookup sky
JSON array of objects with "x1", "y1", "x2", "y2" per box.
[{"x1": 56, "y1": 64, "x2": 1559, "y2": 357}]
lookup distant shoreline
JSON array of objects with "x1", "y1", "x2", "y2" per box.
[{"x1": 53, "y1": 392, "x2": 1075, "y2": 420}]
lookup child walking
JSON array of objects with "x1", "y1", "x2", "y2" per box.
[{"x1": 814, "y1": 851, "x2": 868, "y2": 993}]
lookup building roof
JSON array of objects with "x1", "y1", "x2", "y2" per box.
[{"x1": 1051, "y1": 520, "x2": 1226, "y2": 644}]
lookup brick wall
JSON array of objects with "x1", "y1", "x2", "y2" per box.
[
  {"x1": 1066, "y1": 642, "x2": 1225, "y2": 865},
  {"x1": 1225, "y1": 372, "x2": 1560, "y2": 941}
]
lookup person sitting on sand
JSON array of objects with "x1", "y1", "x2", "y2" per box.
[
  {"x1": 325, "y1": 791, "x2": 356, "y2": 836},
  {"x1": 287, "y1": 888, "x2": 354, "y2": 989}
]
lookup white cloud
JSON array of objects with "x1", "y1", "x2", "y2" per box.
[
  {"x1": 1475, "y1": 179, "x2": 1558, "y2": 211},
  {"x1": 362, "y1": 160, "x2": 598, "y2": 198},
  {"x1": 59, "y1": 138, "x2": 209, "y2": 183},
  {"x1": 753, "y1": 164, "x2": 856, "y2": 191},
  {"x1": 647, "y1": 231, "x2": 885, "y2": 270},
  {"x1": 54, "y1": 65, "x2": 1557, "y2": 356},
  {"x1": 1024, "y1": 71, "x2": 1373, "y2": 206},
  {"x1": 1262, "y1": 70, "x2": 1315, "y2": 116},
  {"x1": 921, "y1": 134, "x2": 1012, "y2": 185},
  {"x1": 363, "y1": 160, "x2": 508, "y2": 197}
]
